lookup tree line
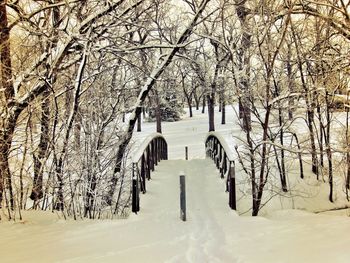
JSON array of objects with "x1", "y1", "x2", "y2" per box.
[{"x1": 0, "y1": 0, "x2": 349, "y2": 219}]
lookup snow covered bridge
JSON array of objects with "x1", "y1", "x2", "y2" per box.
[{"x1": 130, "y1": 112, "x2": 238, "y2": 217}]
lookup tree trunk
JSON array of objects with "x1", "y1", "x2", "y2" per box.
[
  {"x1": 286, "y1": 44, "x2": 294, "y2": 120},
  {"x1": 74, "y1": 110, "x2": 82, "y2": 150},
  {"x1": 0, "y1": 124, "x2": 15, "y2": 209},
  {"x1": 325, "y1": 91, "x2": 333, "y2": 202},
  {"x1": 202, "y1": 96, "x2": 206, "y2": 113},
  {"x1": 274, "y1": 79, "x2": 287, "y2": 191},
  {"x1": 156, "y1": 97, "x2": 162, "y2": 133},
  {"x1": 252, "y1": 103, "x2": 272, "y2": 216},
  {"x1": 291, "y1": 22, "x2": 319, "y2": 179},
  {"x1": 292, "y1": 133, "x2": 304, "y2": 179},
  {"x1": 0, "y1": 2, "x2": 15, "y2": 209},
  {"x1": 30, "y1": 88, "x2": 50, "y2": 204},
  {"x1": 235, "y1": 0, "x2": 252, "y2": 132},
  {"x1": 187, "y1": 95, "x2": 193, "y2": 117},
  {"x1": 207, "y1": 94, "x2": 215, "y2": 131},
  {"x1": 221, "y1": 99, "x2": 226, "y2": 125},
  {"x1": 54, "y1": 47, "x2": 88, "y2": 210},
  {"x1": 194, "y1": 92, "x2": 200, "y2": 110},
  {"x1": 279, "y1": 109, "x2": 287, "y2": 192},
  {"x1": 189, "y1": 103, "x2": 193, "y2": 117}
]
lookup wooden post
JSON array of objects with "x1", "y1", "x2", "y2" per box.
[
  {"x1": 185, "y1": 146, "x2": 188, "y2": 160},
  {"x1": 157, "y1": 138, "x2": 161, "y2": 162},
  {"x1": 141, "y1": 155, "x2": 146, "y2": 193},
  {"x1": 132, "y1": 163, "x2": 140, "y2": 213},
  {"x1": 150, "y1": 144, "x2": 155, "y2": 171},
  {"x1": 153, "y1": 140, "x2": 158, "y2": 166},
  {"x1": 146, "y1": 146, "x2": 151, "y2": 180},
  {"x1": 219, "y1": 146, "x2": 223, "y2": 176},
  {"x1": 160, "y1": 139, "x2": 164, "y2": 159},
  {"x1": 165, "y1": 142, "x2": 168, "y2": 160},
  {"x1": 229, "y1": 162, "x2": 236, "y2": 210},
  {"x1": 223, "y1": 153, "x2": 227, "y2": 175},
  {"x1": 180, "y1": 175, "x2": 186, "y2": 221}
]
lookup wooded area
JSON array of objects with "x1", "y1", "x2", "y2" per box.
[{"x1": 0, "y1": 0, "x2": 349, "y2": 219}]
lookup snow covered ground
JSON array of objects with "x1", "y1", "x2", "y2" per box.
[{"x1": 1, "y1": 106, "x2": 350, "y2": 263}]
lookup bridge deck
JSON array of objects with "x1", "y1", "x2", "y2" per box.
[{"x1": 128, "y1": 159, "x2": 237, "y2": 262}]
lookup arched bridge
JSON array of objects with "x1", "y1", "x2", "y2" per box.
[{"x1": 131, "y1": 132, "x2": 236, "y2": 214}]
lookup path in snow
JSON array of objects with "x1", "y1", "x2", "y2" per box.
[{"x1": 131, "y1": 159, "x2": 236, "y2": 263}]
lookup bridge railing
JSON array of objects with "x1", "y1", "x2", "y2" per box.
[
  {"x1": 205, "y1": 132, "x2": 236, "y2": 210},
  {"x1": 131, "y1": 133, "x2": 168, "y2": 213}
]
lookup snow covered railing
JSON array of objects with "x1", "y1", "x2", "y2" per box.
[
  {"x1": 132, "y1": 133, "x2": 168, "y2": 214},
  {"x1": 205, "y1": 132, "x2": 236, "y2": 210}
]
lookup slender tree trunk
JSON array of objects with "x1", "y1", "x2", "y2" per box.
[
  {"x1": 235, "y1": 0, "x2": 252, "y2": 132},
  {"x1": 291, "y1": 23, "x2": 319, "y2": 178},
  {"x1": 274, "y1": 79, "x2": 287, "y2": 191},
  {"x1": 325, "y1": 91, "x2": 333, "y2": 202},
  {"x1": 279, "y1": 107, "x2": 287, "y2": 192},
  {"x1": 202, "y1": 96, "x2": 206, "y2": 114},
  {"x1": 317, "y1": 104, "x2": 324, "y2": 169},
  {"x1": 19, "y1": 115, "x2": 31, "y2": 209},
  {"x1": 286, "y1": 44, "x2": 294, "y2": 120},
  {"x1": 30, "y1": 88, "x2": 50, "y2": 204},
  {"x1": 194, "y1": 92, "x2": 200, "y2": 110},
  {"x1": 253, "y1": 104, "x2": 271, "y2": 216},
  {"x1": 156, "y1": 97, "x2": 162, "y2": 133},
  {"x1": 292, "y1": 132, "x2": 304, "y2": 179},
  {"x1": 187, "y1": 95, "x2": 193, "y2": 117},
  {"x1": 207, "y1": 94, "x2": 215, "y2": 131},
  {"x1": 74, "y1": 111, "x2": 82, "y2": 150},
  {"x1": 189, "y1": 103, "x2": 193, "y2": 117},
  {"x1": 0, "y1": 125, "x2": 15, "y2": 210},
  {"x1": 54, "y1": 47, "x2": 88, "y2": 210},
  {"x1": 221, "y1": 99, "x2": 226, "y2": 125}
]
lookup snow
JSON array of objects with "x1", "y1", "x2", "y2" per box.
[{"x1": 1, "y1": 106, "x2": 350, "y2": 262}]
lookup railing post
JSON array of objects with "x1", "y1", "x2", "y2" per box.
[
  {"x1": 157, "y1": 138, "x2": 161, "y2": 162},
  {"x1": 141, "y1": 154, "x2": 146, "y2": 193},
  {"x1": 229, "y1": 161, "x2": 236, "y2": 210},
  {"x1": 150, "y1": 143, "x2": 155, "y2": 171},
  {"x1": 132, "y1": 163, "x2": 140, "y2": 213},
  {"x1": 180, "y1": 174, "x2": 186, "y2": 221},
  {"x1": 216, "y1": 144, "x2": 220, "y2": 169},
  {"x1": 223, "y1": 153, "x2": 227, "y2": 175},
  {"x1": 165, "y1": 142, "x2": 168, "y2": 160},
  {"x1": 219, "y1": 145, "x2": 222, "y2": 169},
  {"x1": 153, "y1": 140, "x2": 158, "y2": 166},
  {"x1": 160, "y1": 139, "x2": 164, "y2": 160},
  {"x1": 146, "y1": 146, "x2": 151, "y2": 180},
  {"x1": 205, "y1": 140, "x2": 208, "y2": 157},
  {"x1": 164, "y1": 140, "x2": 167, "y2": 160}
]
